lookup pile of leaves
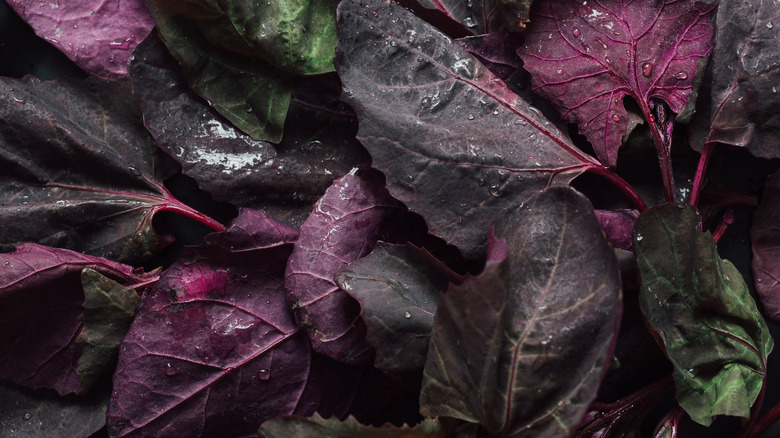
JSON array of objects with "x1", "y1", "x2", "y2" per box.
[{"x1": 1, "y1": 0, "x2": 780, "y2": 436}]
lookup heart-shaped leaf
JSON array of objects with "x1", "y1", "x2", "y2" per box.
[
  {"x1": 518, "y1": 0, "x2": 715, "y2": 167},
  {"x1": 633, "y1": 204, "x2": 773, "y2": 426},
  {"x1": 420, "y1": 186, "x2": 621, "y2": 437}
]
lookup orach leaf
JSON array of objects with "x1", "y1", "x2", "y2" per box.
[
  {"x1": 336, "y1": 0, "x2": 599, "y2": 259},
  {"x1": 6, "y1": 0, "x2": 154, "y2": 79},
  {"x1": 129, "y1": 32, "x2": 368, "y2": 227},
  {"x1": 456, "y1": 32, "x2": 524, "y2": 81},
  {"x1": 0, "y1": 75, "x2": 223, "y2": 264},
  {"x1": 697, "y1": 0, "x2": 780, "y2": 158},
  {"x1": 633, "y1": 204, "x2": 773, "y2": 426},
  {"x1": 106, "y1": 209, "x2": 310, "y2": 437},
  {"x1": 0, "y1": 244, "x2": 153, "y2": 395},
  {"x1": 145, "y1": 0, "x2": 338, "y2": 142},
  {"x1": 285, "y1": 167, "x2": 405, "y2": 364},
  {"x1": 751, "y1": 169, "x2": 780, "y2": 324},
  {"x1": 420, "y1": 187, "x2": 622, "y2": 437},
  {"x1": 259, "y1": 413, "x2": 452, "y2": 438},
  {"x1": 406, "y1": 0, "x2": 509, "y2": 35},
  {"x1": 335, "y1": 243, "x2": 463, "y2": 372},
  {"x1": 518, "y1": 0, "x2": 715, "y2": 167}
]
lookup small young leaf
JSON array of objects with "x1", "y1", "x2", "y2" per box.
[
  {"x1": 633, "y1": 204, "x2": 773, "y2": 426},
  {"x1": 420, "y1": 186, "x2": 621, "y2": 437},
  {"x1": 259, "y1": 413, "x2": 452, "y2": 438},
  {"x1": 518, "y1": 0, "x2": 715, "y2": 167},
  {"x1": 335, "y1": 243, "x2": 463, "y2": 372}
]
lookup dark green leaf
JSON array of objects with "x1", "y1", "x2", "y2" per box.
[
  {"x1": 633, "y1": 203, "x2": 773, "y2": 426},
  {"x1": 75, "y1": 268, "x2": 142, "y2": 394},
  {"x1": 259, "y1": 414, "x2": 452, "y2": 438},
  {"x1": 420, "y1": 186, "x2": 621, "y2": 437},
  {"x1": 335, "y1": 243, "x2": 463, "y2": 372}
]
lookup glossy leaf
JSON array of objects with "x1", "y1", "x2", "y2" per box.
[
  {"x1": 259, "y1": 413, "x2": 451, "y2": 438},
  {"x1": 145, "y1": 0, "x2": 338, "y2": 142},
  {"x1": 409, "y1": 0, "x2": 508, "y2": 34},
  {"x1": 106, "y1": 209, "x2": 310, "y2": 437},
  {"x1": 455, "y1": 32, "x2": 524, "y2": 81},
  {"x1": 335, "y1": 243, "x2": 463, "y2": 372},
  {"x1": 129, "y1": 32, "x2": 368, "y2": 226},
  {"x1": 0, "y1": 75, "x2": 223, "y2": 264},
  {"x1": 0, "y1": 244, "x2": 153, "y2": 395},
  {"x1": 285, "y1": 168, "x2": 405, "y2": 364},
  {"x1": 751, "y1": 169, "x2": 780, "y2": 324},
  {"x1": 420, "y1": 186, "x2": 622, "y2": 437},
  {"x1": 518, "y1": 0, "x2": 715, "y2": 166},
  {"x1": 6, "y1": 0, "x2": 154, "y2": 79},
  {"x1": 696, "y1": 0, "x2": 780, "y2": 158},
  {"x1": 633, "y1": 204, "x2": 773, "y2": 426},
  {"x1": 336, "y1": 0, "x2": 598, "y2": 259}
]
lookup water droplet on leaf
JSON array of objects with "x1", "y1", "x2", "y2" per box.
[
  {"x1": 572, "y1": 28, "x2": 580, "y2": 38},
  {"x1": 641, "y1": 62, "x2": 654, "y2": 77},
  {"x1": 258, "y1": 369, "x2": 270, "y2": 380},
  {"x1": 556, "y1": 69, "x2": 564, "y2": 75},
  {"x1": 611, "y1": 114, "x2": 620, "y2": 122},
  {"x1": 467, "y1": 114, "x2": 475, "y2": 120},
  {"x1": 673, "y1": 71, "x2": 688, "y2": 80},
  {"x1": 767, "y1": 21, "x2": 773, "y2": 29},
  {"x1": 420, "y1": 96, "x2": 432, "y2": 108},
  {"x1": 404, "y1": 311, "x2": 411, "y2": 319}
]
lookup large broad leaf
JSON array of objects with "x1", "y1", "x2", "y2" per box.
[
  {"x1": 285, "y1": 167, "x2": 406, "y2": 364},
  {"x1": 420, "y1": 186, "x2": 622, "y2": 437},
  {"x1": 259, "y1": 414, "x2": 453, "y2": 438},
  {"x1": 0, "y1": 75, "x2": 223, "y2": 264},
  {"x1": 129, "y1": 32, "x2": 368, "y2": 227},
  {"x1": 633, "y1": 204, "x2": 773, "y2": 426},
  {"x1": 751, "y1": 169, "x2": 780, "y2": 324},
  {"x1": 336, "y1": 0, "x2": 599, "y2": 259},
  {"x1": 6, "y1": 0, "x2": 154, "y2": 79},
  {"x1": 0, "y1": 244, "x2": 153, "y2": 395},
  {"x1": 335, "y1": 243, "x2": 463, "y2": 372},
  {"x1": 695, "y1": 0, "x2": 780, "y2": 158},
  {"x1": 145, "y1": 0, "x2": 338, "y2": 142},
  {"x1": 517, "y1": 0, "x2": 715, "y2": 167},
  {"x1": 106, "y1": 209, "x2": 311, "y2": 437}
]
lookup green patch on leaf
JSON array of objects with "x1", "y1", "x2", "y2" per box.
[{"x1": 633, "y1": 204, "x2": 773, "y2": 426}]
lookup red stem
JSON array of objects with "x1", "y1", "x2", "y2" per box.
[
  {"x1": 586, "y1": 165, "x2": 649, "y2": 212},
  {"x1": 749, "y1": 400, "x2": 780, "y2": 438},
  {"x1": 690, "y1": 142, "x2": 715, "y2": 208},
  {"x1": 642, "y1": 102, "x2": 675, "y2": 203},
  {"x1": 711, "y1": 209, "x2": 734, "y2": 243}
]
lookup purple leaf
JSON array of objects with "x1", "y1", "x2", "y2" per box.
[
  {"x1": 456, "y1": 32, "x2": 524, "y2": 81},
  {"x1": 696, "y1": 0, "x2": 780, "y2": 158},
  {"x1": 595, "y1": 209, "x2": 639, "y2": 251},
  {"x1": 259, "y1": 413, "x2": 452, "y2": 437},
  {"x1": 751, "y1": 169, "x2": 780, "y2": 324},
  {"x1": 106, "y1": 209, "x2": 311, "y2": 437},
  {"x1": 518, "y1": 0, "x2": 715, "y2": 167},
  {"x1": 128, "y1": 32, "x2": 369, "y2": 227},
  {"x1": 336, "y1": 0, "x2": 599, "y2": 259},
  {"x1": 402, "y1": 0, "x2": 508, "y2": 35},
  {"x1": 0, "y1": 244, "x2": 153, "y2": 395},
  {"x1": 0, "y1": 75, "x2": 224, "y2": 264},
  {"x1": 285, "y1": 167, "x2": 405, "y2": 364},
  {"x1": 335, "y1": 243, "x2": 463, "y2": 372},
  {"x1": 420, "y1": 187, "x2": 622, "y2": 436},
  {"x1": 6, "y1": 0, "x2": 154, "y2": 80}
]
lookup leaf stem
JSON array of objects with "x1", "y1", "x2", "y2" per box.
[
  {"x1": 690, "y1": 142, "x2": 714, "y2": 208},
  {"x1": 711, "y1": 209, "x2": 734, "y2": 243},
  {"x1": 585, "y1": 165, "x2": 648, "y2": 212},
  {"x1": 748, "y1": 399, "x2": 780, "y2": 438},
  {"x1": 643, "y1": 102, "x2": 675, "y2": 203}
]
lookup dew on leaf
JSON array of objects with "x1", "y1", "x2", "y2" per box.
[
  {"x1": 420, "y1": 96, "x2": 432, "y2": 109},
  {"x1": 22, "y1": 412, "x2": 32, "y2": 421},
  {"x1": 611, "y1": 114, "x2": 620, "y2": 122},
  {"x1": 556, "y1": 68, "x2": 564, "y2": 75},
  {"x1": 467, "y1": 114, "x2": 475, "y2": 120},
  {"x1": 257, "y1": 369, "x2": 271, "y2": 380},
  {"x1": 673, "y1": 71, "x2": 688, "y2": 80},
  {"x1": 641, "y1": 62, "x2": 654, "y2": 77},
  {"x1": 404, "y1": 311, "x2": 411, "y2": 319},
  {"x1": 572, "y1": 28, "x2": 580, "y2": 37},
  {"x1": 768, "y1": 21, "x2": 774, "y2": 29}
]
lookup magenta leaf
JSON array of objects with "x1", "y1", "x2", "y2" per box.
[
  {"x1": 455, "y1": 32, "x2": 524, "y2": 81},
  {"x1": 518, "y1": 0, "x2": 715, "y2": 167},
  {"x1": 420, "y1": 187, "x2": 622, "y2": 437},
  {"x1": 406, "y1": 0, "x2": 509, "y2": 35},
  {"x1": 695, "y1": 0, "x2": 780, "y2": 158},
  {"x1": 285, "y1": 167, "x2": 406, "y2": 364},
  {"x1": 6, "y1": 0, "x2": 154, "y2": 80},
  {"x1": 106, "y1": 209, "x2": 312, "y2": 437},
  {"x1": 0, "y1": 75, "x2": 223, "y2": 263},
  {"x1": 595, "y1": 209, "x2": 639, "y2": 250},
  {"x1": 751, "y1": 169, "x2": 780, "y2": 324},
  {"x1": 336, "y1": 0, "x2": 599, "y2": 260},
  {"x1": 0, "y1": 244, "x2": 153, "y2": 395},
  {"x1": 128, "y1": 32, "x2": 369, "y2": 227}
]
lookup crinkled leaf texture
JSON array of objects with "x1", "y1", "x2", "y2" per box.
[
  {"x1": 285, "y1": 167, "x2": 405, "y2": 364},
  {"x1": 0, "y1": 244, "x2": 151, "y2": 395},
  {"x1": 259, "y1": 413, "x2": 452, "y2": 438},
  {"x1": 0, "y1": 75, "x2": 222, "y2": 264},
  {"x1": 336, "y1": 243, "x2": 463, "y2": 372},
  {"x1": 336, "y1": 0, "x2": 597, "y2": 260},
  {"x1": 633, "y1": 204, "x2": 773, "y2": 426},
  {"x1": 420, "y1": 186, "x2": 622, "y2": 437},
  {"x1": 695, "y1": 0, "x2": 780, "y2": 158},
  {"x1": 751, "y1": 169, "x2": 780, "y2": 324},
  {"x1": 518, "y1": 0, "x2": 715, "y2": 166},
  {"x1": 129, "y1": 32, "x2": 368, "y2": 227},
  {"x1": 145, "y1": 0, "x2": 338, "y2": 142},
  {"x1": 6, "y1": 0, "x2": 154, "y2": 79},
  {"x1": 106, "y1": 209, "x2": 312, "y2": 438}
]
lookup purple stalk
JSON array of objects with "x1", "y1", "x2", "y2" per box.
[
  {"x1": 690, "y1": 142, "x2": 715, "y2": 208},
  {"x1": 586, "y1": 165, "x2": 649, "y2": 212}
]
